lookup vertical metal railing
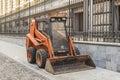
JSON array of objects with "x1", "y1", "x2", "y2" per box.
[{"x1": 0, "y1": 0, "x2": 120, "y2": 43}]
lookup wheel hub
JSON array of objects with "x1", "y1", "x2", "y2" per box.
[{"x1": 36, "y1": 53, "x2": 42, "y2": 66}]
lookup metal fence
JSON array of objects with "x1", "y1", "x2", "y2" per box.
[
  {"x1": 73, "y1": 31, "x2": 120, "y2": 43},
  {"x1": 71, "y1": 0, "x2": 120, "y2": 43},
  {"x1": 0, "y1": 0, "x2": 120, "y2": 43}
]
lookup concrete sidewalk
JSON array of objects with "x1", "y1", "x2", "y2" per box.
[{"x1": 0, "y1": 40, "x2": 120, "y2": 80}]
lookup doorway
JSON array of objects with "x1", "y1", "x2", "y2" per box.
[{"x1": 74, "y1": 12, "x2": 83, "y2": 32}]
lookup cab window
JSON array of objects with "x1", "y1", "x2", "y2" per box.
[{"x1": 38, "y1": 22, "x2": 49, "y2": 34}]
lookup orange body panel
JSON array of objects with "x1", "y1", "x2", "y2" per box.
[
  {"x1": 26, "y1": 21, "x2": 54, "y2": 58},
  {"x1": 69, "y1": 37, "x2": 74, "y2": 56}
]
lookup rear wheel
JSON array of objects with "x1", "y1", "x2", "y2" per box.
[
  {"x1": 74, "y1": 47, "x2": 80, "y2": 55},
  {"x1": 36, "y1": 49, "x2": 48, "y2": 68},
  {"x1": 27, "y1": 47, "x2": 36, "y2": 63}
]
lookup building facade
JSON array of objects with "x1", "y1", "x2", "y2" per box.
[{"x1": 0, "y1": 0, "x2": 120, "y2": 43}]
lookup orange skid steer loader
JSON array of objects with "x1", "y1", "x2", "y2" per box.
[{"x1": 26, "y1": 17, "x2": 96, "y2": 74}]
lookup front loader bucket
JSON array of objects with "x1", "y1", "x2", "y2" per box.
[{"x1": 45, "y1": 55, "x2": 96, "y2": 74}]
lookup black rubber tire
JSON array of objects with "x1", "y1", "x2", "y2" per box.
[
  {"x1": 74, "y1": 47, "x2": 81, "y2": 55},
  {"x1": 27, "y1": 47, "x2": 36, "y2": 63},
  {"x1": 36, "y1": 49, "x2": 48, "y2": 68}
]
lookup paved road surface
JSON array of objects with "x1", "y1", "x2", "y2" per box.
[
  {"x1": 0, "y1": 53, "x2": 49, "y2": 80},
  {"x1": 0, "y1": 38, "x2": 120, "y2": 80}
]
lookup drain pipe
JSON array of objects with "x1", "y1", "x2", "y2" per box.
[
  {"x1": 89, "y1": 0, "x2": 93, "y2": 32},
  {"x1": 89, "y1": 0, "x2": 93, "y2": 39},
  {"x1": 83, "y1": 0, "x2": 88, "y2": 32}
]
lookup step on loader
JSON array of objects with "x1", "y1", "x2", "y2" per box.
[{"x1": 26, "y1": 17, "x2": 96, "y2": 74}]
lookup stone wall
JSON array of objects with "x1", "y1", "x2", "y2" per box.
[{"x1": 74, "y1": 41, "x2": 120, "y2": 72}]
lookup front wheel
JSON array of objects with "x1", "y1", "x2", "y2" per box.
[
  {"x1": 36, "y1": 49, "x2": 48, "y2": 68},
  {"x1": 27, "y1": 47, "x2": 36, "y2": 63}
]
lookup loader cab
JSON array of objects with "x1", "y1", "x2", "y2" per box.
[
  {"x1": 36, "y1": 18, "x2": 50, "y2": 36},
  {"x1": 36, "y1": 17, "x2": 69, "y2": 56}
]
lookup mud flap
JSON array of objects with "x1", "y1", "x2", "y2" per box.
[{"x1": 45, "y1": 55, "x2": 96, "y2": 74}]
